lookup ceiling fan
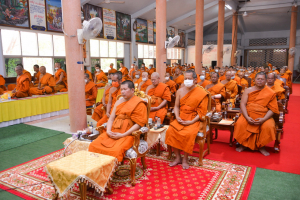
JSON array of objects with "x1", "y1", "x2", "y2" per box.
[{"x1": 98, "y1": 0, "x2": 125, "y2": 5}]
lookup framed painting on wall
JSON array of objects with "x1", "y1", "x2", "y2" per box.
[
  {"x1": 136, "y1": 18, "x2": 147, "y2": 43},
  {"x1": 45, "y1": 0, "x2": 62, "y2": 32},
  {"x1": 116, "y1": 11, "x2": 130, "y2": 41}
]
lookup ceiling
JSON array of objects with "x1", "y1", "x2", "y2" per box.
[{"x1": 84, "y1": 0, "x2": 300, "y2": 35}]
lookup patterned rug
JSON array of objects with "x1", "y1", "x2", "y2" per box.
[{"x1": 0, "y1": 150, "x2": 255, "y2": 200}]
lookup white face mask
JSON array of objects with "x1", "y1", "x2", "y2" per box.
[
  {"x1": 200, "y1": 75, "x2": 205, "y2": 81},
  {"x1": 202, "y1": 70, "x2": 205, "y2": 73},
  {"x1": 215, "y1": 70, "x2": 219, "y2": 73},
  {"x1": 85, "y1": 79, "x2": 88, "y2": 83},
  {"x1": 184, "y1": 79, "x2": 194, "y2": 88},
  {"x1": 135, "y1": 75, "x2": 139, "y2": 79},
  {"x1": 96, "y1": 69, "x2": 100, "y2": 72},
  {"x1": 149, "y1": 66, "x2": 152, "y2": 69},
  {"x1": 131, "y1": 65, "x2": 134, "y2": 69},
  {"x1": 55, "y1": 68, "x2": 58, "y2": 70},
  {"x1": 245, "y1": 74, "x2": 249, "y2": 77},
  {"x1": 142, "y1": 78, "x2": 147, "y2": 82},
  {"x1": 165, "y1": 77, "x2": 169, "y2": 81},
  {"x1": 108, "y1": 79, "x2": 112, "y2": 84}
]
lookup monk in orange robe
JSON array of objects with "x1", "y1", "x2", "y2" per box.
[
  {"x1": 131, "y1": 65, "x2": 140, "y2": 79},
  {"x1": 33, "y1": 64, "x2": 41, "y2": 86},
  {"x1": 0, "y1": 75, "x2": 7, "y2": 95},
  {"x1": 122, "y1": 72, "x2": 132, "y2": 82},
  {"x1": 97, "y1": 72, "x2": 122, "y2": 127},
  {"x1": 221, "y1": 71, "x2": 238, "y2": 107},
  {"x1": 30, "y1": 66, "x2": 56, "y2": 95},
  {"x1": 165, "y1": 70, "x2": 208, "y2": 169},
  {"x1": 147, "y1": 64, "x2": 156, "y2": 78},
  {"x1": 280, "y1": 67, "x2": 292, "y2": 90},
  {"x1": 139, "y1": 72, "x2": 152, "y2": 92},
  {"x1": 108, "y1": 63, "x2": 118, "y2": 74},
  {"x1": 235, "y1": 72, "x2": 279, "y2": 156},
  {"x1": 129, "y1": 64, "x2": 135, "y2": 78},
  {"x1": 206, "y1": 73, "x2": 226, "y2": 112},
  {"x1": 197, "y1": 72, "x2": 211, "y2": 88},
  {"x1": 219, "y1": 69, "x2": 226, "y2": 81},
  {"x1": 84, "y1": 66, "x2": 93, "y2": 81},
  {"x1": 238, "y1": 72, "x2": 249, "y2": 92},
  {"x1": 94, "y1": 64, "x2": 108, "y2": 87},
  {"x1": 146, "y1": 72, "x2": 171, "y2": 123},
  {"x1": 174, "y1": 68, "x2": 184, "y2": 85},
  {"x1": 15, "y1": 64, "x2": 33, "y2": 88},
  {"x1": 54, "y1": 62, "x2": 68, "y2": 92},
  {"x1": 132, "y1": 70, "x2": 142, "y2": 85},
  {"x1": 164, "y1": 73, "x2": 177, "y2": 94},
  {"x1": 89, "y1": 80, "x2": 147, "y2": 162},
  {"x1": 166, "y1": 65, "x2": 172, "y2": 76},
  {"x1": 11, "y1": 66, "x2": 31, "y2": 98},
  {"x1": 274, "y1": 78, "x2": 284, "y2": 88},
  {"x1": 267, "y1": 73, "x2": 285, "y2": 103},
  {"x1": 119, "y1": 63, "x2": 129, "y2": 76},
  {"x1": 83, "y1": 73, "x2": 98, "y2": 107}
]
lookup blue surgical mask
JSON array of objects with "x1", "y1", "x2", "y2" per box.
[
  {"x1": 135, "y1": 75, "x2": 139, "y2": 78},
  {"x1": 108, "y1": 79, "x2": 112, "y2": 84},
  {"x1": 200, "y1": 75, "x2": 205, "y2": 81},
  {"x1": 231, "y1": 76, "x2": 235, "y2": 79}
]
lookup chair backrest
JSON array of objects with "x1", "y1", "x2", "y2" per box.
[
  {"x1": 196, "y1": 85, "x2": 211, "y2": 112},
  {"x1": 237, "y1": 85, "x2": 243, "y2": 95}
]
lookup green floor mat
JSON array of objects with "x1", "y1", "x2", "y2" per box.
[{"x1": 0, "y1": 124, "x2": 65, "y2": 152}]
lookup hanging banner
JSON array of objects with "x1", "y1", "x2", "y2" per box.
[
  {"x1": 103, "y1": 8, "x2": 116, "y2": 40},
  {"x1": 178, "y1": 29, "x2": 185, "y2": 47},
  {"x1": 147, "y1": 20, "x2": 153, "y2": 44},
  {"x1": 29, "y1": 0, "x2": 46, "y2": 31}
]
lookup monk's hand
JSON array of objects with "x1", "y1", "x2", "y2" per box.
[
  {"x1": 246, "y1": 117, "x2": 256, "y2": 125},
  {"x1": 150, "y1": 107, "x2": 159, "y2": 112},
  {"x1": 176, "y1": 117, "x2": 184, "y2": 124},
  {"x1": 254, "y1": 118, "x2": 265, "y2": 125},
  {"x1": 106, "y1": 112, "x2": 111, "y2": 118},
  {"x1": 211, "y1": 95, "x2": 215, "y2": 100},
  {"x1": 110, "y1": 132, "x2": 123, "y2": 139},
  {"x1": 180, "y1": 120, "x2": 193, "y2": 126}
]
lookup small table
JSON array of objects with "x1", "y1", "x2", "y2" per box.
[
  {"x1": 45, "y1": 151, "x2": 117, "y2": 200},
  {"x1": 210, "y1": 119, "x2": 235, "y2": 147}
]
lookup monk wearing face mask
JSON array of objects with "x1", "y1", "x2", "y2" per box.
[
  {"x1": 132, "y1": 70, "x2": 142, "y2": 85},
  {"x1": 94, "y1": 64, "x2": 108, "y2": 87},
  {"x1": 197, "y1": 71, "x2": 211, "y2": 88},
  {"x1": 108, "y1": 63, "x2": 118, "y2": 74},
  {"x1": 138, "y1": 72, "x2": 152, "y2": 92},
  {"x1": 221, "y1": 71, "x2": 238, "y2": 107},
  {"x1": 164, "y1": 72, "x2": 177, "y2": 94},
  {"x1": 205, "y1": 73, "x2": 226, "y2": 112},
  {"x1": 84, "y1": 73, "x2": 97, "y2": 107}
]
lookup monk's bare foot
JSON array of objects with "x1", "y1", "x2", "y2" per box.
[
  {"x1": 236, "y1": 145, "x2": 246, "y2": 152},
  {"x1": 169, "y1": 157, "x2": 182, "y2": 167},
  {"x1": 182, "y1": 159, "x2": 190, "y2": 170},
  {"x1": 259, "y1": 147, "x2": 270, "y2": 156}
]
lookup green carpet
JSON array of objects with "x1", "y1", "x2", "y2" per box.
[{"x1": 0, "y1": 124, "x2": 65, "y2": 152}]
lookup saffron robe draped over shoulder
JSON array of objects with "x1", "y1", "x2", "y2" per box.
[
  {"x1": 85, "y1": 70, "x2": 93, "y2": 81},
  {"x1": 30, "y1": 73, "x2": 56, "y2": 95},
  {"x1": 54, "y1": 69, "x2": 68, "y2": 92},
  {"x1": 281, "y1": 73, "x2": 292, "y2": 89},
  {"x1": 224, "y1": 80, "x2": 238, "y2": 107},
  {"x1": 270, "y1": 84, "x2": 285, "y2": 100},
  {"x1": 219, "y1": 74, "x2": 226, "y2": 81},
  {"x1": 95, "y1": 71, "x2": 108, "y2": 87},
  {"x1": 165, "y1": 87, "x2": 208, "y2": 154},
  {"x1": 134, "y1": 77, "x2": 142, "y2": 85},
  {"x1": 92, "y1": 85, "x2": 112, "y2": 122},
  {"x1": 89, "y1": 96, "x2": 147, "y2": 161},
  {"x1": 199, "y1": 80, "x2": 211, "y2": 88},
  {"x1": 0, "y1": 75, "x2": 7, "y2": 95},
  {"x1": 119, "y1": 67, "x2": 129, "y2": 76},
  {"x1": 234, "y1": 86, "x2": 279, "y2": 150},
  {"x1": 148, "y1": 68, "x2": 156, "y2": 78},
  {"x1": 274, "y1": 79, "x2": 284, "y2": 88},
  {"x1": 165, "y1": 79, "x2": 177, "y2": 94},
  {"x1": 140, "y1": 79, "x2": 152, "y2": 92},
  {"x1": 207, "y1": 83, "x2": 226, "y2": 112},
  {"x1": 174, "y1": 75, "x2": 184, "y2": 85},
  {"x1": 147, "y1": 82, "x2": 171, "y2": 122},
  {"x1": 12, "y1": 74, "x2": 31, "y2": 98},
  {"x1": 108, "y1": 68, "x2": 118, "y2": 74},
  {"x1": 85, "y1": 82, "x2": 98, "y2": 107},
  {"x1": 33, "y1": 71, "x2": 41, "y2": 86}
]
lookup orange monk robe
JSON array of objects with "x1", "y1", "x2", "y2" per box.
[
  {"x1": 140, "y1": 79, "x2": 152, "y2": 92},
  {"x1": 199, "y1": 80, "x2": 211, "y2": 88},
  {"x1": 281, "y1": 73, "x2": 292, "y2": 89},
  {"x1": 0, "y1": 75, "x2": 7, "y2": 95},
  {"x1": 205, "y1": 73, "x2": 211, "y2": 80},
  {"x1": 95, "y1": 71, "x2": 108, "y2": 87},
  {"x1": 174, "y1": 74, "x2": 184, "y2": 85},
  {"x1": 274, "y1": 79, "x2": 284, "y2": 88},
  {"x1": 219, "y1": 74, "x2": 226, "y2": 81},
  {"x1": 188, "y1": 66, "x2": 195, "y2": 71},
  {"x1": 85, "y1": 70, "x2": 93, "y2": 81},
  {"x1": 165, "y1": 79, "x2": 177, "y2": 94},
  {"x1": 33, "y1": 71, "x2": 41, "y2": 86},
  {"x1": 23, "y1": 69, "x2": 33, "y2": 87},
  {"x1": 129, "y1": 68, "x2": 134, "y2": 78},
  {"x1": 166, "y1": 67, "x2": 172, "y2": 75},
  {"x1": 234, "y1": 76, "x2": 241, "y2": 85},
  {"x1": 234, "y1": 86, "x2": 279, "y2": 150},
  {"x1": 148, "y1": 83, "x2": 171, "y2": 122},
  {"x1": 240, "y1": 78, "x2": 249, "y2": 91},
  {"x1": 224, "y1": 80, "x2": 238, "y2": 107},
  {"x1": 165, "y1": 87, "x2": 208, "y2": 154},
  {"x1": 119, "y1": 66, "x2": 129, "y2": 76},
  {"x1": 207, "y1": 83, "x2": 226, "y2": 112},
  {"x1": 196, "y1": 74, "x2": 201, "y2": 83},
  {"x1": 92, "y1": 86, "x2": 112, "y2": 122},
  {"x1": 54, "y1": 69, "x2": 68, "y2": 92},
  {"x1": 122, "y1": 75, "x2": 132, "y2": 82},
  {"x1": 270, "y1": 84, "x2": 285, "y2": 100},
  {"x1": 108, "y1": 68, "x2": 118, "y2": 74},
  {"x1": 11, "y1": 74, "x2": 31, "y2": 98},
  {"x1": 148, "y1": 68, "x2": 156, "y2": 78},
  {"x1": 96, "y1": 87, "x2": 121, "y2": 127},
  {"x1": 30, "y1": 73, "x2": 56, "y2": 95},
  {"x1": 89, "y1": 96, "x2": 147, "y2": 161},
  {"x1": 85, "y1": 81, "x2": 98, "y2": 107},
  {"x1": 134, "y1": 77, "x2": 142, "y2": 85},
  {"x1": 209, "y1": 69, "x2": 215, "y2": 73}
]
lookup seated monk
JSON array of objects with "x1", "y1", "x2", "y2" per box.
[
  {"x1": 235, "y1": 72, "x2": 279, "y2": 156},
  {"x1": 108, "y1": 63, "x2": 118, "y2": 74},
  {"x1": 138, "y1": 72, "x2": 152, "y2": 92},
  {"x1": 232, "y1": 70, "x2": 241, "y2": 85},
  {"x1": 166, "y1": 64, "x2": 172, "y2": 76},
  {"x1": 96, "y1": 72, "x2": 122, "y2": 127},
  {"x1": 30, "y1": 66, "x2": 55, "y2": 95},
  {"x1": 238, "y1": 72, "x2": 249, "y2": 92},
  {"x1": 267, "y1": 73, "x2": 285, "y2": 104},
  {"x1": 54, "y1": 62, "x2": 68, "y2": 92},
  {"x1": 92, "y1": 75, "x2": 112, "y2": 122},
  {"x1": 132, "y1": 70, "x2": 142, "y2": 85},
  {"x1": 131, "y1": 65, "x2": 140, "y2": 79},
  {"x1": 164, "y1": 72, "x2": 177, "y2": 94},
  {"x1": 146, "y1": 72, "x2": 171, "y2": 123},
  {"x1": 16, "y1": 64, "x2": 33, "y2": 87},
  {"x1": 94, "y1": 64, "x2": 108, "y2": 87},
  {"x1": 221, "y1": 71, "x2": 238, "y2": 107},
  {"x1": 11, "y1": 65, "x2": 31, "y2": 98},
  {"x1": 84, "y1": 66, "x2": 93, "y2": 81},
  {"x1": 274, "y1": 75, "x2": 284, "y2": 88},
  {"x1": 219, "y1": 69, "x2": 226, "y2": 81},
  {"x1": 119, "y1": 63, "x2": 129, "y2": 76},
  {"x1": 84, "y1": 73, "x2": 98, "y2": 107},
  {"x1": 147, "y1": 64, "x2": 156, "y2": 78},
  {"x1": 89, "y1": 80, "x2": 147, "y2": 162},
  {"x1": 33, "y1": 64, "x2": 40, "y2": 86},
  {"x1": 0, "y1": 74, "x2": 7, "y2": 95},
  {"x1": 197, "y1": 71, "x2": 211, "y2": 88},
  {"x1": 173, "y1": 67, "x2": 184, "y2": 85},
  {"x1": 206, "y1": 73, "x2": 226, "y2": 112},
  {"x1": 129, "y1": 64, "x2": 135, "y2": 78},
  {"x1": 280, "y1": 67, "x2": 292, "y2": 91},
  {"x1": 165, "y1": 70, "x2": 209, "y2": 169},
  {"x1": 122, "y1": 70, "x2": 132, "y2": 82}
]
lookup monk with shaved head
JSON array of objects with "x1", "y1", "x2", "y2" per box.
[
  {"x1": 267, "y1": 73, "x2": 285, "y2": 104},
  {"x1": 11, "y1": 65, "x2": 31, "y2": 98},
  {"x1": 146, "y1": 72, "x2": 171, "y2": 123},
  {"x1": 173, "y1": 67, "x2": 184, "y2": 85},
  {"x1": 206, "y1": 73, "x2": 226, "y2": 112},
  {"x1": 221, "y1": 71, "x2": 238, "y2": 107},
  {"x1": 164, "y1": 72, "x2": 177, "y2": 94},
  {"x1": 139, "y1": 72, "x2": 152, "y2": 92},
  {"x1": 197, "y1": 71, "x2": 211, "y2": 88},
  {"x1": 30, "y1": 66, "x2": 56, "y2": 95}
]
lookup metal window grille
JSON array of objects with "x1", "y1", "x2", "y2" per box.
[
  {"x1": 249, "y1": 38, "x2": 287, "y2": 46},
  {"x1": 247, "y1": 49, "x2": 287, "y2": 67}
]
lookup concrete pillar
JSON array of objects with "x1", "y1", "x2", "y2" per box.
[
  {"x1": 156, "y1": 0, "x2": 167, "y2": 80},
  {"x1": 288, "y1": 6, "x2": 297, "y2": 77},
  {"x1": 195, "y1": 0, "x2": 204, "y2": 74},
  {"x1": 62, "y1": 0, "x2": 87, "y2": 132},
  {"x1": 231, "y1": 12, "x2": 238, "y2": 66},
  {"x1": 217, "y1": 0, "x2": 225, "y2": 68}
]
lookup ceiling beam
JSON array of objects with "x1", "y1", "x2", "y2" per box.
[
  {"x1": 238, "y1": 15, "x2": 245, "y2": 35},
  {"x1": 131, "y1": 2, "x2": 156, "y2": 19},
  {"x1": 225, "y1": 0, "x2": 238, "y2": 12},
  {"x1": 80, "y1": 0, "x2": 91, "y2": 6},
  {"x1": 204, "y1": 15, "x2": 232, "y2": 35},
  {"x1": 186, "y1": 12, "x2": 233, "y2": 33},
  {"x1": 239, "y1": 0, "x2": 300, "y2": 12},
  {"x1": 166, "y1": 0, "x2": 218, "y2": 27}
]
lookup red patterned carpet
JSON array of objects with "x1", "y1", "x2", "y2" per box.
[{"x1": 0, "y1": 150, "x2": 255, "y2": 200}]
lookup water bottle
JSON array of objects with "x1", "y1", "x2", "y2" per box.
[
  {"x1": 224, "y1": 111, "x2": 227, "y2": 120},
  {"x1": 8, "y1": 93, "x2": 11, "y2": 101},
  {"x1": 157, "y1": 117, "x2": 161, "y2": 127}
]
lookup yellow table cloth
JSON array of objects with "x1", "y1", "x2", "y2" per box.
[
  {"x1": 96, "y1": 88, "x2": 105, "y2": 103},
  {"x1": 45, "y1": 151, "x2": 117, "y2": 197}
]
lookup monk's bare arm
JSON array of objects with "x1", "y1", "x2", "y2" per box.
[
  {"x1": 122, "y1": 124, "x2": 141, "y2": 137},
  {"x1": 106, "y1": 102, "x2": 118, "y2": 134},
  {"x1": 102, "y1": 85, "x2": 109, "y2": 105},
  {"x1": 106, "y1": 89, "x2": 114, "y2": 117},
  {"x1": 174, "y1": 89, "x2": 181, "y2": 121},
  {"x1": 56, "y1": 72, "x2": 64, "y2": 84},
  {"x1": 240, "y1": 88, "x2": 255, "y2": 124}
]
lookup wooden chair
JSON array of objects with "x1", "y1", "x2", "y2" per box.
[
  {"x1": 96, "y1": 87, "x2": 152, "y2": 186},
  {"x1": 234, "y1": 85, "x2": 243, "y2": 108},
  {"x1": 273, "y1": 102, "x2": 284, "y2": 152},
  {"x1": 167, "y1": 85, "x2": 212, "y2": 166}
]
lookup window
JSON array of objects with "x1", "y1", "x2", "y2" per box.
[
  {"x1": 143, "y1": 59, "x2": 153, "y2": 67},
  {"x1": 90, "y1": 39, "x2": 100, "y2": 57},
  {"x1": 138, "y1": 44, "x2": 156, "y2": 67},
  {"x1": 167, "y1": 48, "x2": 182, "y2": 60},
  {"x1": 53, "y1": 35, "x2": 65, "y2": 56},
  {"x1": 100, "y1": 41, "x2": 108, "y2": 57},
  {"x1": 2, "y1": 30, "x2": 21, "y2": 55},
  {"x1": 21, "y1": 32, "x2": 38, "y2": 56},
  {"x1": 109, "y1": 41, "x2": 116, "y2": 57},
  {"x1": 5, "y1": 58, "x2": 22, "y2": 77},
  {"x1": 23, "y1": 57, "x2": 53, "y2": 74},
  {"x1": 101, "y1": 58, "x2": 116, "y2": 72},
  {"x1": 38, "y1": 34, "x2": 53, "y2": 56}
]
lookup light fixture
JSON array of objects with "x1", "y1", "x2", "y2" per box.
[
  {"x1": 293, "y1": 1, "x2": 298, "y2": 7},
  {"x1": 243, "y1": 11, "x2": 248, "y2": 17},
  {"x1": 225, "y1": 4, "x2": 232, "y2": 10}
]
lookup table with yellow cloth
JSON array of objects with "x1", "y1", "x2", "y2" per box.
[
  {"x1": 96, "y1": 88, "x2": 105, "y2": 103},
  {"x1": 45, "y1": 151, "x2": 117, "y2": 199}
]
